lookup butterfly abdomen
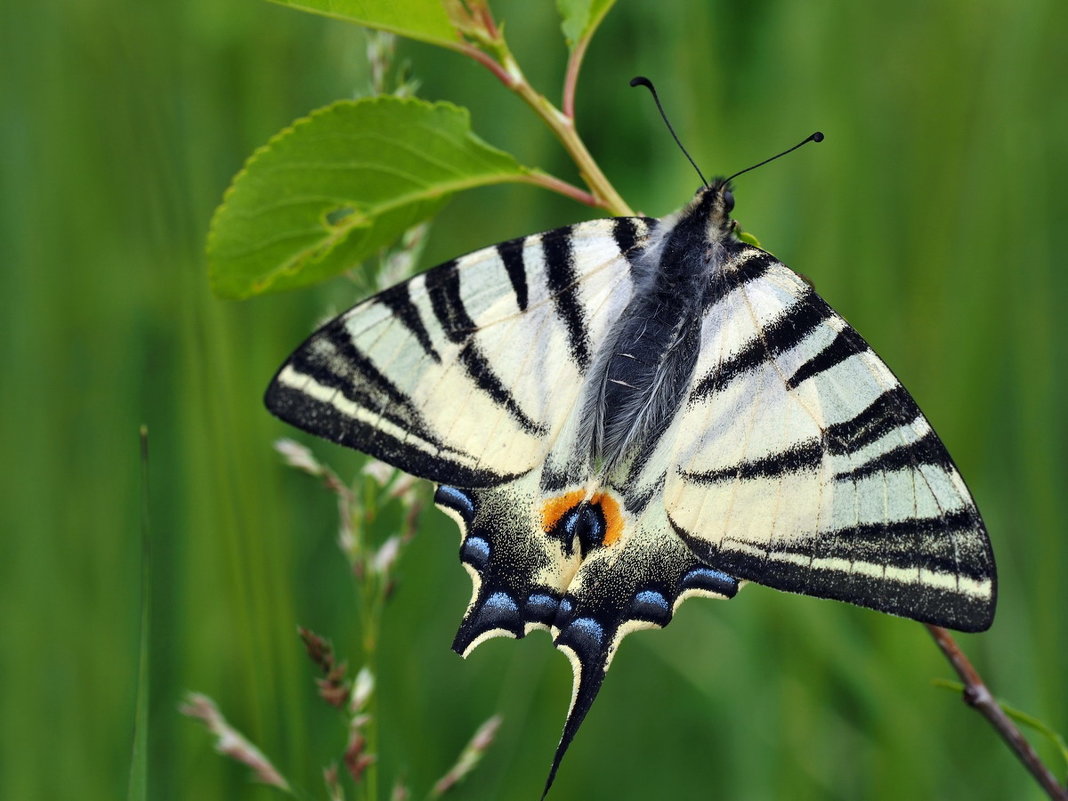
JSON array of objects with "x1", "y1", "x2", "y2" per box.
[{"x1": 583, "y1": 194, "x2": 727, "y2": 473}]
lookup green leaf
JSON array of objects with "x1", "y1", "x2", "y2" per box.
[
  {"x1": 556, "y1": 0, "x2": 616, "y2": 48},
  {"x1": 208, "y1": 96, "x2": 535, "y2": 299},
  {"x1": 738, "y1": 230, "x2": 762, "y2": 248},
  {"x1": 269, "y1": 0, "x2": 459, "y2": 49}
]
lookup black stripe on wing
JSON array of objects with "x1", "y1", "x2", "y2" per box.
[
  {"x1": 834, "y1": 429, "x2": 954, "y2": 481},
  {"x1": 265, "y1": 382, "x2": 514, "y2": 487},
  {"x1": 424, "y1": 260, "x2": 547, "y2": 437},
  {"x1": 702, "y1": 249, "x2": 775, "y2": 308},
  {"x1": 619, "y1": 470, "x2": 666, "y2": 516},
  {"x1": 375, "y1": 281, "x2": 441, "y2": 362},
  {"x1": 824, "y1": 386, "x2": 922, "y2": 454},
  {"x1": 671, "y1": 509, "x2": 995, "y2": 631},
  {"x1": 785, "y1": 325, "x2": 869, "y2": 389},
  {"x1": 495, "y1": 236, "x2": 529, "y2": 311},
  {"x1": 611, "y1": 217, "x2": 656, "y2": 272},
  {"x1": 541, "y1": 229, "x2": 592, "y2": 371},
  {"x1": 288, "y1": 321, "x2": 434, "y2": 436},
  {"x1": 681, "y1": 439, "x2": 824, "y2": 484},
  {"x1": 692, "y1": 285, "x2": 834, "y2": 399},
  {"x1": 456, "y1": 346, "x2": 547, "y2": 436}
]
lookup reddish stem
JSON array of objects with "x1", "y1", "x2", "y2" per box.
[
  {"x1": 523, "y1": 171, "x2": 599, "y2": 208},
  {"x1": 926, "y1": 625, "x2": 1067, "y2": 801},
  {"x1": 457, "y1": 43, "x2": 515, "y2": 88},
  {"x1": 562, "y1": 35, "x2": 590, "y2": 120}
]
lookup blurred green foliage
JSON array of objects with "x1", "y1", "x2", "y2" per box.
[{"x1": 3, "y1": 1, "x2": 1066, "y2": 800}]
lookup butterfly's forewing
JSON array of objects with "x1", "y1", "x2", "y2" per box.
[
  {"x1": 265, "y1": 218, "x2": 654, "y2": 487},
  {"x1": 666, "y1": 246, "x2": 995, "y2": 630}
]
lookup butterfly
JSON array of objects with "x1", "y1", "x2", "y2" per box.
[{"x1": 265, "y1": 144, "x2": 996, "y2": 794}]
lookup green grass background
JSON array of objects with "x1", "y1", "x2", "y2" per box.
[{"x1": 3, "y1": 0, "x2": 1066, "y2": 799}]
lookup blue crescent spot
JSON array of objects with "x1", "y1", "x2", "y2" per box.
[
  {"x1": 485, "y1": 591, "x2": 519, "y2": 613},
  {"x1": 461, "y1": 536, "x2": 491, "y2": 568},
  {"x1": 475, "y1": 591, "x2": 521, "y2": 628},
  {"x1": 566, "y1": 617, "x2": 605, "y2": 652},
  {"x1": 558, "y1": 597, "x2": 574, "y2": 618},
  {"x1": 683, "y1": 567, "x2": 739, "y2": 597},
  {"x1": 525, "y1": 593, "x2": 559, "y2": 622},
  {"x1": 627, "y1": 593, "x2": 670, "y2": 619},
  {"x1": 435, "y1": 485, "x2": 476, "y2": 522}
]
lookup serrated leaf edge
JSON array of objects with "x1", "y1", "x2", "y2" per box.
[{"x1": 207, "y1": 96, "x2": 534, "y2": 299}]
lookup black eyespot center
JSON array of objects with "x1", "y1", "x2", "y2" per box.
[{"x1": 547, "y1": 501, "x2": 608, "y2": 558}]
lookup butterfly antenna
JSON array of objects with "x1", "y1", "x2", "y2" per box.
[
  {"x1": 725, "y1": 131, "x2": 825, "y2": 183},
  {"x1": 630, "y1": 76, "x2": 708, "y2": 187}
]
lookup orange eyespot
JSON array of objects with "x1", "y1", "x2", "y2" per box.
[
  {"x1": 540, "y1": 490, "x2": 624, "y2": 548},
  {"x1": 540, "y1": 491, "x2": 586, "y2": 533},
  {"x1": 593, "y1": 492, "x2": 624, "y2": 546}
]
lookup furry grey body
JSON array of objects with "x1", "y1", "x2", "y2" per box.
[{"x1": 580, "y1": 191, "x2": 726, "y2": 476}]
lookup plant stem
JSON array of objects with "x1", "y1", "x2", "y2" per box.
[
  {"x1": 926, "y1": 625, "x2": 1067, "y2": 801},
  {"x1": 508, "y1": 68, "x2": 633, "y2": 216},
  {"x1": 358, "y1": 536, "x2": 380, "y2": 801},
  {"x1": 457, "y1": 32, "x2": 633, "y2": 216},
  {"x1": 522, "y1": 170, "x2": 598, "y2": 207},
  {"x1": 561, "y1": 1, "x2": 617, "y2": 121},
  {"x1": 562, "y1": 35, "x2": 589, "y2": 121}
]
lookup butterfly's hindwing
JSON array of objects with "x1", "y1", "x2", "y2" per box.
[{"x1": 435, "y1": 472, "x2": 739, "y2": 795}]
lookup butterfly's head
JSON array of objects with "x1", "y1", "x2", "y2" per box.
[
  {"x1": 710, "y1": 178, "x2": 735, "y2": 216},
  {"x1": 687, "y1": 179, "x2": 738, "y2": 240}
]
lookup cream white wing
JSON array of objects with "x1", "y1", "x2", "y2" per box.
[
  {"x1": 665, "y1": 246, "x2": 996, "y2": 630},
  {"x1": 266, "y1": 217, "x2": 655, "y2": 487}
]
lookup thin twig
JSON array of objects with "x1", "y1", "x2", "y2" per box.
[
  {"x1": 926, "y1": 625, "x2": 1067, "y2": 801},
  {"x1": 521, "y1": 170, "x2": 599, "y2": 208},
  {"x1": 508, "y1": 76, "x2": 632, "y2": 215},
  {"x1": 455, "y1": 25, "x2": 632, "y2": 215},
  {"x1": 561, "y1": 35, "x2": 589, "y2": 120},
  {"x1": 456, "y1": 43, "x2": 515, "y2": 88}
]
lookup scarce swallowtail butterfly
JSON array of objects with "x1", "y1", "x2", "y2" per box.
[{"x1": 265, "y1": 98, "x2": 996, "y2": 793}]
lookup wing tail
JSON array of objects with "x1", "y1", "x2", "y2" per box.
[{"x1": 542, "y1": 622, "x2": 610, "y2": 799}]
